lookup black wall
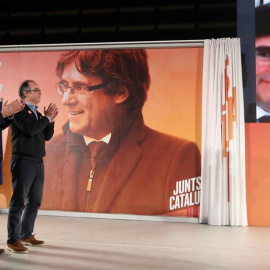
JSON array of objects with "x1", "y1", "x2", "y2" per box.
[{"x1": 0, "y1": 0, "x2": 237, "y2": 45}]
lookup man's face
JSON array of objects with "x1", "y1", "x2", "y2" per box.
[
  {"x1": 256, "y1": 36, "x2": 270, "y2": 111},
  {"x1": 60, "y1": 60, "x2": 120, "y2": 139},
  {"x1": 25, "y1": 81, "x2": 41, "y2": 105}
]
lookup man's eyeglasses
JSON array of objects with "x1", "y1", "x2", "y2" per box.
[
  {"x1": 28, "y1": 88, "x2": 41, "y2": 93},
  {"x1": 56, "y1": 82, "x2": 107, "y2": 95},
  {"x1": 256, "y1": 46, "x2": 270, "y2": 65}
]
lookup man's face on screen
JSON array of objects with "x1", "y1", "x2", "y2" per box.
[
  {"x1": 256, "y1": 36, "x2": 270, "y2": 111},
  {"x1": 59, "y1": 60, "x2": 119, "y2": 139}
]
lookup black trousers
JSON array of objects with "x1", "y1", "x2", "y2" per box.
[{"x1": 7, "y1": 159, "x2": 44, "y2": 244}]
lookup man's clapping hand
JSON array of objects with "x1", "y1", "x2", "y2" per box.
[
  {"x1": 44, "y1": 103, "x2": 58, "y2": 122},
  {"x1": 1, "y1": 99, "x2": 25, "y2": 118}
]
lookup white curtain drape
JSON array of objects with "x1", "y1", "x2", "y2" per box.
[{"x1": 199, "y1": 38, "x2": 248, "y2": 226}]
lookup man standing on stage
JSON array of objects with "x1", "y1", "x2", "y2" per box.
[
  {"x1": 6, "y1": 80, "x2": 58, "y2": 253},
  {"x1": 0, "y1": 98, "x2": 25, "y2": 254}
]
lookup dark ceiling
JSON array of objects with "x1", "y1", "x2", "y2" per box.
[{"x1": 0, "y1": 0, "x2": 237, "y2": 45}]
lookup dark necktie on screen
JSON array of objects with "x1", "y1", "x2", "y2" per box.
[
  {"x1": 86, "y1": 141, "x2": 107, "y2": 192},
  {"x1": 258, "y1": 115, "x2": 270, "y2": 123}
]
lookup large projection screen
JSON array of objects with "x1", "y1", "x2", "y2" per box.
[{"x1": 0, "y1": 41, "x2": 203, "y2": 221}]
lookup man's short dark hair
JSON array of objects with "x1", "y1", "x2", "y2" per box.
[
  {"x1": 19, "y1": 80, "x2": 35, "y2": 99},
  {"x1": 56, "y1": 50, "x2": 151, "y2": 112},
  {"x1": 256, "y1": 3, "x2": 270, "y2": 37}
]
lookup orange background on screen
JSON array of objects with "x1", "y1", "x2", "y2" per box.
[{"x1": 0, "y1": 47, "x2": 203, "y2": 214}]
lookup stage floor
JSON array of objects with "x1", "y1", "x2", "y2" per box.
[{"x1": 0, "y1": 213, "x2": 269, "y2": 270}]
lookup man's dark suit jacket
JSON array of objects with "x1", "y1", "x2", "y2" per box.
[
  {"x1": 0, "y1": 113, "x2": 12, "y2": 131},
  {"x1": 11, "y1": 105, "x2": 54, "y2": 162},
  {"x1": 0, "y1": 113, "x2": 12, "y2": 185},
  {"x1": 42, "y1": 114, "x2": 201, "y2": 216}
]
